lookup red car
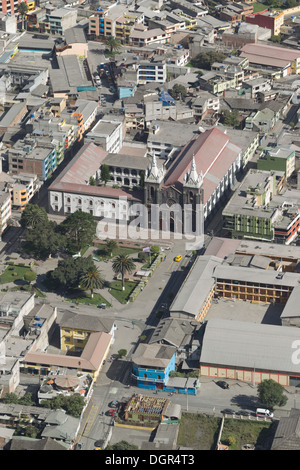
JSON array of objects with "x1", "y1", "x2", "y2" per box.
[{"x1": 107, "y1": 409, "x2": 116, "y2": 416}]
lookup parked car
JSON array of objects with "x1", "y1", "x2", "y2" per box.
[
  {"x1": 236, "y1": 410, "x2": 251, "y2": 417},
  {"x1": 109, "y1": 400, "x2": 119, "y2": 408},
  {"x1": 107, "y1": 409, "x2": 116, "y2": 416},
  {"x1": 216, "y1": 380, "x2": 230, "y2": 389},
  {"x1": 97, "y1": 303, "x2": 106, "y2": 309},
  {"x1": 222, "y1": 409, "x2": 236, "y2": 415}
]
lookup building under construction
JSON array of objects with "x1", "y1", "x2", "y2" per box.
[{"x1": 123, "y1": 394, "x2": 170, "y2": 425}]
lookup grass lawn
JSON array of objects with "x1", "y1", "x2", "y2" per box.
[
  {"x1": 64, "y1": 291, "x2": 111, "y2": 307},
  {"x1": 0, "y1": 265, "x2": 35, "y2": 284},
  {"x1": 177, "y1": 413, "x2": 221, "y2": 450},
  {"x1": 95, "y1": 244, "x2": 140, "y2": 260},
  {"x1": 109, "y1": 280, "x2": 138, "y2": 304}
]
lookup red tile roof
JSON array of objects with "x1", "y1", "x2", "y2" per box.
[
  {"x1": 49, "y1": 141, "x2": 142, "y2": 201},
  {"x1": 24, "y1": 332, "x2": 112, "y2": 372},
  {"x1": 163, "y1": 127, "x2": 241, "y2": 204}
]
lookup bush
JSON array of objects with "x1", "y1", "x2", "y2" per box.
[{"x1": 118, "y1": 349, "x2": 127, "y2": 358}]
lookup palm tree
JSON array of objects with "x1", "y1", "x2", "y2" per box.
[
  {"x1": 20, "y1": 204, "x2": 48, "y2": 229},
  {"x1": 112, "y1": 255, "x2": 135, "y2": 291},
  {"x1": 17, "y1": 1, "x2": 28, "y2": 30},
  {"x1": 80, "y1": 268, "x2": 104, "y2": 298},
  {"x1": 104, "y1": 36, "x2": 121, "y2": 54},
  {"x1": 105, "y1": 239, "x2": 118, "y2": 257}
]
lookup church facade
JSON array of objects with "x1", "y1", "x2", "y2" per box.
[{"x1": 144, "y1": 127, "x2": 242, "y2": 235}]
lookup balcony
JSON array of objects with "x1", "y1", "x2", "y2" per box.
[{"x1": 132, "y1": 372, "x2": 165, "y2": 383}]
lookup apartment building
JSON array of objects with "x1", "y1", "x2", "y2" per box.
[
  {"x1": 7, "y1": 173, "x2": 40, "y2": 210},
  {"x1": 0, "y1": 191, "x2": 11, "y2": 238},
  {"x1": 1, "y1": 0, "x2": 19, "y2": 14},
  {"x1": 8, "y1": 144, "x2": 57, "y2": 181},
  {"x1": 85, "y1": 118, "x2": 124, "y2": 154},
  {"x1": 136, "y1": 59, "x2": 166, "y2": 84},
  {"x1": 246, "y1": 9, "x2": 285, "y2": 36},
  {"x1": 129, "y1": 26, "x2": 170, "y2": 47},
  {"x1": 88, "y1": 4, "x2": 127, "y2": 39},
  {"x1": 257, "y1": 147, "x2": 296, "y2": 179}
]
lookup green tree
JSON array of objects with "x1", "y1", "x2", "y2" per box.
[
  {"x1": 17, "y1": 1, "x2": 28, "y2": 30},
  {"x1": 112, "y1": 255, "x2": 135, "y2": 291},
  {"x1": 192, "y1": 50, "x2": 227, "y2": 70},
  {"x1": 169, "y1": 84, "x2": 187, "y2": 100},
  {"x1": 48, "y1": 256, "x2": 96, "y2": 290},
  {"x1": 106, "y1": 440, "x2": 138, "y2": 450},
  {"x1": 150, "y1": 245, "x2": 160, "y2": 254},
  {"x1": 60, "y1": 211, "x2": 97, "y2": 253},
  {"x1": 25, "y1": 221, "x2": 67, "y2": 259},
  {"x1": 270, "y1": 34, "x2": 282, "y2": 43},
  {"x1": 100, "y1": 163, "x2": 110, "y2": 186},
  {"x1": 23, "y1": 270, "x2": 37, "y2": 284},
  {"x1": 104, "y1": 36, "x2": 121, "y2": 54},
  {"x1": 257, "y1": 379, "x2": 288, "y2": 409},
  {"x1": 89, "y1": 176, "x2": 96, "y2": 186},
  {"x1": 105, "y1": 239, "x2": 118, "y2": 257},
  {"x1": 220, "y1": 109, "x2": 240, "y2": 128},
  {"x1": 20, "y1": 204, "x2": 48, "y2": 229},
  {"x1": 3, "y1": 392, "x2": 19, "y2": 404},
  {"x1": 24, "y1": 425, "x2": 39, "y2": 438},
  {"x1": 18, "y1": 392, "x2": 35, "y2": 406},
  {"x1": 80, "y1": 267, "x2": 104, "y2": 298},
  {"x1": 41, "y1": 394, "x2": 85, "y2": 418},
  {"x1": 118, "y1": 349, "x2": 127, "y2": 358}
]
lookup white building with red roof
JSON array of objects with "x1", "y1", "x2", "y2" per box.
[{"x1": 48, "y1": 142, "x2": 142, "y2": 221}]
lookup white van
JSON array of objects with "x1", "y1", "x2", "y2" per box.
[{"x1": 256, "y1": 408, "x2": 274, "y2": 418}]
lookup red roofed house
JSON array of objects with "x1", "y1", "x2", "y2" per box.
[{"x1": 144, "y1": 127, "x2": 242, "y2": 232}]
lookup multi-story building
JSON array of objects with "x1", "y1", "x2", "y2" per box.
[
  {"x1": 245, "y1": 9, "x2": 285, "y2": 36},
  {"x1": 115, "y1": 12, "x2": 144, "y2": 44},
  {"x1": 257, "y1": 147, "x2": 296, "y2": 179},
  {"x1": 136, "y1": 59, "x2": 166, "y2": 84},
  {"x1": 222, "y1": 170, "x2": 278, "y2": 242},
  {"x1": 88, "y1": 4, "x2": 127, "y2": 39},
  {"x1": 129, "y1": 26, "x2": 170, "y2": 47},
  {"x1": 7, "y1": 173, "x2": 40, "y2": 211},
  {"x1": 223, "y1": 169, "x2": 300, "y2": 245},
  {"x1": 85, "y1": 118, "x2": 124, "y2": 154},
  {"x1": 0, "y1": 191, "x2": 11, "y2": 238},
  {"x1": 198, "y1": 71, "x2": 236, "y2": 96},
  {"x1": 131, "y1": 343, "x2": 176, "y2": 391},
  {"x1": 44, "y1": 8, "x2": 77, "y2": 36},
  {"x1": 147, "y1": 120, "x2": 201, "y2": 160},
  {"x1": 8, "y1": 143, "x2": 57, "y2": 181}
]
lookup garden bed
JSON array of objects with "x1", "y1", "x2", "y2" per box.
[{"x1": 109, "y1": 280, "x2": 138, "y2": 304}]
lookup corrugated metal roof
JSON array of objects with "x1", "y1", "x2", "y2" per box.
[{"x1": 201, "y1": 318, "x2": 300, "y2": 373}]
